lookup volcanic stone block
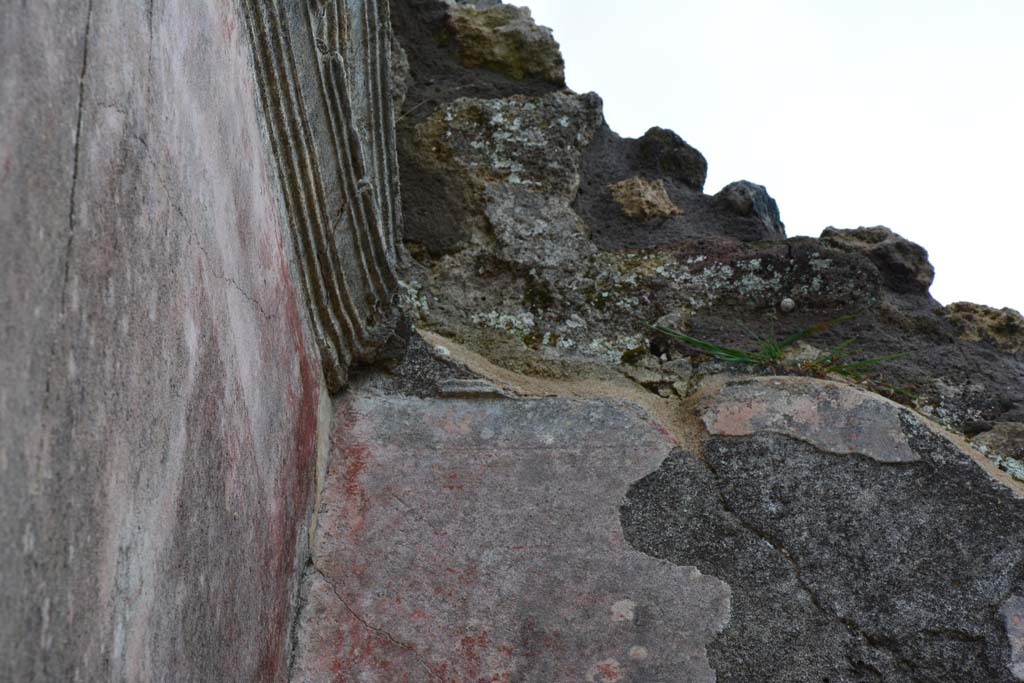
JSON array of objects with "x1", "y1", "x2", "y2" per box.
[
  {"x1": 944, "y1": 302, "x2": 1024, "y2": 355},
  {"x1": 713, "y1": 180, "x2": 786, "y2": 239},
  {"x1": 635, "y1": 127, "x2": 709, "y2": 191}
]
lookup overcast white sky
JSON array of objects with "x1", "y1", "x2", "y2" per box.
[{"x1": 521, "y1": 0, "x2": 1023, "y2": 312}]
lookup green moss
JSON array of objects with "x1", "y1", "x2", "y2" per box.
[
  {"x1": 523, "y1": 278, "x2": 556, "y2": 312},
  {"x1": 994, "y1": 313, "x2": 1021, "y2": 335},
  {"x1": 522, "y1": 332, "x2": 544, "y2": 350},
  {"x1": 448, "y1": 6, "x2": 564, "y2": 84},
  {"x1": 620, "y1": 345, "x2": 648, "y2": 365}
]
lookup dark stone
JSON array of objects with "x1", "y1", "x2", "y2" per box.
[
  {"x1": 713, "y1": 180, "x2": 786, "y2": 239},
  {"x1": 671, "y1": 238, "x2": 1024, "y2": 427},
  {"x1": 821, "y1": 226, "x2": 935, "y2": 295},
  {"x1": 574, "y1": 126, "x2": 790, "y2": 250},
  {"x1": 636, "y1": 126, "x2": 708, "y2": 191},
  {"x1": 623, "y1": 426, "x2": 1024, "y2": 682},
  {"x1": 390, "y1": 0, "x2": 1024, "y2": 430},
  {"x1": 447, "y1": 3, "x2": 565, "y2": 85},
  {"x1": 973, "y1": 422, "x2": 1024, "y2": 483},
  {"x1": 964, "y1": 420, "x2": 996, "y2": 438},
  {"x1": 389, "y1": 0, "x2": 561, "y2": 110},
  {"x1": 396, "y1": 149, "x2": 481, "y2": 255},
  {"x1": 622, "y1": 452, "x2": 889, "y2": 682},
  {"x1": 355, "y1": 331, "x2": 478, "y2": 398},
  {"x1": 944, "y1": 302, "x2": 1024, "y2": 355}
]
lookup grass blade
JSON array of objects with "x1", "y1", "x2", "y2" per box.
[
  {"x1": 837, "y1": 352, "x2": 911, "y2": 371},
  {"x1": 815, "y1": 337, "x2": 858, "y2": 364},
  {"x1": 777, "y1": 313, "x2": 860, "y2": 349},
  {"x1": 652, "y1": 326, "x2": 759, "y2": 363}
]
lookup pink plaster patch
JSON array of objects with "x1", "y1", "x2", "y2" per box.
[{"x1": 291, "y1": 396, "x2": 731, "y2": 682}]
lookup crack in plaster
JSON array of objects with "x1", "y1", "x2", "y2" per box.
[
  {"x1": 694, "y1": 446, "x2": 979, "y2": 677},
  {"x1": 61, "y1": 0, "x2": 94, "y2": 317},
  {"x1": 37, "y1": 0, "x2": 94, "y2": 464},
  {"x1": 309, "y1": 561, "x2": 443, "y2": 683},
  {"x1": 286, "y1": 564, "x2": 311, "y2": 683},
  {"x1": 187, "y1": 229, "x2": 274, "y2": 323}
]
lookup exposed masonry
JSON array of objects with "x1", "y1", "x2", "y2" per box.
[{"x1": 242, "y1": 0, "x2": 400, "y2": 392}]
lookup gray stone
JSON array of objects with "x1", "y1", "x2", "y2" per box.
[
  {"x1": 391, "y1": 30, "x2": 412, "y2": 112},
  {"x1": 402, "y1": 88, "x2": 603, "y2": 257},
  {"x1": 485, "y1": 182, "x2": 596, "y2": 268},
  {"x1": 974, "y1": 422, "x2": 1024, "y2": 460},
  {"x1": 450, "y1": 0, "x2": 504, "y2": 7},
  {"x1": 821, "y1": 225, "x2": 935, "y2": 295},
  {"x1": 713, "y1": 180, "x2": 786, "y2": 239},
  {"x1": 973, "y1": 422, "x2": 1024, "y2": 481},
  {"x1": 292, "y1": 394, "x2": 730, "y2": 681},
  {"x1": 435, "y1": 377, "x2": 509, "y2": 398},
  {"x1": 416, "y1": 91, "x2": 604, "y2": 199}
]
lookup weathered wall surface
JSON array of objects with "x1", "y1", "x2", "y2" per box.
[{"x1": 1, "y1": 1, "x2": 397, "y2": 681}]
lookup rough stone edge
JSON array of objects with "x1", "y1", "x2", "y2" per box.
[
  {"x1": 417, "y1": 329, "x2": 705, "y2": 448},
  {"x1": 697, "y1": 376, "x2": 920, "y2": 463},
  {"x1": 1002, "y1": 595, "x2": 1024, "y2": 681},
  {"x1": 417, "y1": 333, "x2": 1024, "y2": 500},
  {"x1": 282, "y1": 386, "x2": 336, "y2": 680},
  {"x1": 694, "y1": 376, "x2": 1024, "y2": 499}
]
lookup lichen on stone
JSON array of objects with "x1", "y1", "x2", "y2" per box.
[
  {"x1": 608, "y1": 177, "x2": 682, "y2": 220},
  {"x1": 972, "y1": 422, "x2": 1024, "y2": 482},
  {"x1": 417, "y1": 92, "x2": 603, "y2": 193},
  {"x1": 943, "y1": 302, "x2": 1024, "y2": 354},
  {"x1": 447, "y1": 4, "x2": 566, "y2": 84}
]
